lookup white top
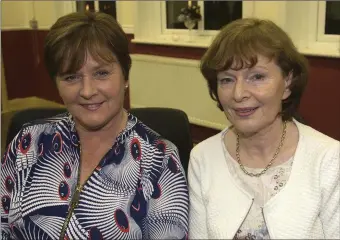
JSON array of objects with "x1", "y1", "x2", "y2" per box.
[
  {"x1": 188, "y1": 120, "x2": 340, "y2": 239},
  {"x1": 225, "y1": 138, "x2": 293, "y2": 239}
]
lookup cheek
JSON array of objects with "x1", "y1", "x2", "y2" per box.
[
  {"x1": 100, "y1": 79, "x2": 125, "y2": 99},
  {"x1": 217, "y1": 88, "x2": 231, "y2": 105},
  {"x1": 257, "y1": 82, "x2": 285, "y2": 102},
  {"x1": 57, "y1": 84, "x2": 78, "y2": 104}
]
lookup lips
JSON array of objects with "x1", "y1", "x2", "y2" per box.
[
  {"x1": 234, "y1": 107, "x2": 258, "y2": 117},
  {"x1": 80, "y1": 102, "x2": 103, "y2": 111}
]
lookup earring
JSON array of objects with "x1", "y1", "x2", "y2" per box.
[{"x1": 125, "y1": 85, "x2": 129, "y2": 89}]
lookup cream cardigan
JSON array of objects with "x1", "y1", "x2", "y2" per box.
[{"x1": 188, "y1": 121, "x2": 340, "y2": 239}]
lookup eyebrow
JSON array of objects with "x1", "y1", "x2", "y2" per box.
[
  {"x1": 90, "y1": 63, "x2": 113, "y2": 71},
  {"x1": 252, "y1": 65, "x2": 269, "y2": 70},
  {"x1": 223, "y1": 65, "x2": 269, "y2": 73},
  {"x1": 217, "y1": 65, "x2": 270, "y2": 78},
  {"x1": 59, "y1": 61, "x2": 116, "y2": 76}
]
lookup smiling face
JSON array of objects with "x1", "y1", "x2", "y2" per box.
[
  {"x1": 56, "y1": 54, "x2": 127, "y2": 131},
  {"x1": 217, "y1": 55, "x2": 292, "y2": 135}
]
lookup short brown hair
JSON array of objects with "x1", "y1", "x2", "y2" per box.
[
  {"x1": 44, "y1": 11, "x2": 131, "y2": 81},
  {"x1": 201, "y1": 18, "x2": 309, "y2": 121}
]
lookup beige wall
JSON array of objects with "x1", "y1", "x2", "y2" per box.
[
  {"x1": 2, "y1": 1, "x2": 134, "y2": 30},
  {"x1": 2, "y1": 1, "x2": 34, "y2": 29},
  {"x1": 129, "y1": 55, "x2": 229, "y2": 130},
  {"x1": 116, "y1": 1, "x2": 135, "y2": 29}
]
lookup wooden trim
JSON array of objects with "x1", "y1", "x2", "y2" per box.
[{"x1": 1, "y1": 55, "x2": 9, "y2": 112}]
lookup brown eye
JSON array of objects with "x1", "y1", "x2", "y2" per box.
[
  {"x1": 94, "y1": 70, "x2": 109, "y2": 79},
  {"x1": 251, "y1": 74, "x2": 265, "y2": 81},
  {"x1": 64, "y1": 75, "x2": 80, "y2": 82},
  {"x1": 218, "y1": 78, "x2": 233, "y2": 85}
]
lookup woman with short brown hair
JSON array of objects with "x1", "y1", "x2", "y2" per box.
[
  {"x1": 189, "y1": 18, "x2": 339, "y2": 239},
  {"x1": 1, "y1": 12, "x2": 189, "y2": 240}
]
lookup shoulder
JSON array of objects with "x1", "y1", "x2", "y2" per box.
[
  {"x1": 4, "y1": 112, "x2": 72, "y2": 170},
  {"x1": 7, "y1": 112, "x2": 72, "y2": 153},
  {"x1": 295, "y1": 120, "x2": 339, "y2": 154},
  {"x1": 188, "y1": 129, "x2": 227, "y2": 174},
  {"x1": 21, "y1": 112, "x2": 70, "y2": 129},
  {"x1": 295, "y1": 121, "x2": 339, "y2": 176},
  {"x1": 132, "y1": 118, "x2": 178, "y2": 154},
  {"x1": 130, "y1": 119, "x2": 181, "y2": 175},
  {"x1": 190, "y1": 128, "x2": 227, "y2": 158},
  {"x1": 17, "y1": 113, "x2": 71, "y2": 141},
  {"x1": 130, "y1": 119, "x2": 187, "y2": 194}
]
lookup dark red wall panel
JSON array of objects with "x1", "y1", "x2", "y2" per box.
[
  {"x1": 2, "y1": 30, "x2": 40, "y2": 100},
  {"x1": 299, "y1": 57, "x2": 340, "y2": 140}
]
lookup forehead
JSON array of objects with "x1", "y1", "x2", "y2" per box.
[
  {"x1": 82, "y1": 54, "x2": 116, "y2": 67},
  {"x1": 226, "y1": 55, "x2": 275, "y2": 72},
  {"x1": 59, "y1": 50, "x2": 117, "y2": 75}
]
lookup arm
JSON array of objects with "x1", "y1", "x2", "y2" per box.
[
  {"x1": 188, "y1": 153, "x2": 208, "y2": 239},
  {"x1": 319, "y1": 142, "x2": 340, "y2": 239},
  {"x1": 1, "y1": 131, "x2": 21, "y2": 240},
  {"x1": 145, "y1": 146, "x2": 189, "y2": 239}
]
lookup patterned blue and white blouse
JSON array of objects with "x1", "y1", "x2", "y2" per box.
[{"x1": 1, "y1": 112, "x2": 189, "y2": 240}]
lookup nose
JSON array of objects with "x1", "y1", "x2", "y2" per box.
[
  {"x1": 79, "y1": 77, "x2": 97, "y2": 99},
  {"x1": 232, "y1": 78, "x2": 249, "y2": 102}
]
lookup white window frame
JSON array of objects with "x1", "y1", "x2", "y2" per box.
[
  {"x1": 133, "y1": 1, "x2": 340, "y2": 58},
  {"x1": 160, "y1": 1, "x2": 213, "y2": 37},
  {"x1": 160, "y1": 1, "x2": 254, "y2": 37},
  {"x1": 67, "y1": 1, "x2": 100, "y2": 12},
  {"x1": 64, "y1": 1, "x2": 111, "y2": 15},
  {"x1": 291, "y1": 1, "x2": 340, "y2": 58},
  {"x1": 316, "y1": 1, "x2": 340, "y2": 43},
  {"x1": 133, "y1": 1, "x2": 254, "y2": 48},
  {"x1": 65, "y1": 1, "x2": 135, "y2": 34},
  {"x1": 62, "y1": 1, "x2": 77, "y2": 14}
]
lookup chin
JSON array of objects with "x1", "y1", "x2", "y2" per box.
[
  {"x1": 76, "y1": 116, "x2": 111, "y2": 131},
  {"x1": 82, "y1": 121, "x2": 107, "y2": 131},
  {"x1": 230, "y1": 120, "x2": 263, "y2": 135}
]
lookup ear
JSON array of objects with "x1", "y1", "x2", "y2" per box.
[
  {"x1": 55, "y1": 77, "x2": 62, "y2": 90},
  {"x1": 282, "y1": 72, "x2": 293, "y2": 100},
  {"x1": 124, "y1": 80, "x2": 129, "y2": 89}
]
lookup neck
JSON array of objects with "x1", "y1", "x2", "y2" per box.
[
  {"x1": 75, "y1": 109, "x2": 128, "y2": 149},
  {"x1": 236, "y1": 117, "x2": 286, "y2": 162}
]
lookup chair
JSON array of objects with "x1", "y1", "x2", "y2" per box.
[{"x1": 6, "y1": 107, "x2": 193, "y2": 175}]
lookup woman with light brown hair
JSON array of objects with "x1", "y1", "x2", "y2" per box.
[
  {"x1": 188, "y1": 18, "x2": 339, "y2": 239},
  {"x1": 1, "y1": 11, "x2": 189, "y2": 239}
]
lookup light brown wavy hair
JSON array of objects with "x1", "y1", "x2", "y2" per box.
[{"x1": 200, "y1": 18, "x2": 309, "y2": 121}]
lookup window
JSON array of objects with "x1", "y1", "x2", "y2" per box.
[
  {"x1": 164, "y1": 1, "x2": 242, "y2": 31},
  {"x1": 166, "y1": 1, "x2": 198, "y2": 30},
  {"x1": 289, "y1": 0, "x2": 340, "y2": 57},
  {"x1": 76, "y1": 1, "x2": 116, "y2": 19},
  {"x1": 76, "y1": 1, "x2": 95, "y2": 12},
  {"x1": 132, "y1": 1, "x2": 339, "y2": 57},
  {"x1": 133, "y1": 1, "x2": 252, "y2": 47},
  {"x1": 325, "y1": 1, "x2": 340, "y2": 35},
  {"x1": 98, "y1": 1, "x2": 116, "y2": 19},
  {"x1": 203, "y1": 1, "x2": 242, "y2": 30}
]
